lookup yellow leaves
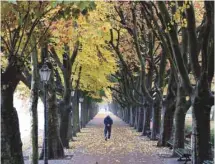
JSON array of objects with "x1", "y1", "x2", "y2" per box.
[
  {"x1": 48, "y1": 2, "x2": 118, "y2": 100},
  {"x1": 170, "y1": 2, "x2": 175, "y2": 7},
  {"x1": 181, "y1": 18, "x2": 187, "y2": 28},
  {"x1": 67, "y1": 3, "x2": 118, "y2": 99},
  {"x1": 170, "y1": 1, "x2": 192, "y2": 29},
  {"x1": 101, "y1": 22, "x2": 111, "y2": 33}
]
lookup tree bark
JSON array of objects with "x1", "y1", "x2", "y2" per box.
[
  {"x1": 125, "y1": 108, "x2": 130, "y2": 123},
  {"x1": 137, "y1": 107, "x2": 143, "y2": 132},
  {"x1": 191, "y1": 73, "x2": 214, "y2": 163},
  {"x1": 51, "y1": 43, "x2": 79, "y2": 148},
  {"x1": 173, "y1": 84, "x2": 190, "y2": 153},
  {"x1": 157, "y1": 71, "x2": 176, "y2": 146},
  {"x1": 129, "y1": 106, "x2": 134, "y2": 126},
  {"x1": 59, "y1": 102, "x2": 71, "y2": 148},
  {"x1": 157, "y1": 99, "x2": 175, "y2": 146},
  {"x1": 151, "y1": 99, "x2": 161, "y2": 140},
  {"x1": 142, "y1": 104, "x2": 151, "y2": 135},
  {"x1": 134, "y1": 107, "x2": 138, "y2": 129},
  {"x1": 59, "y1": 75, "x2": 72, "y2": 148},
  {"x1": 29, "y1": 47, "x2": 39, "y2": 164},
  {"x1": 72, "y1": 90, "x2": 80, "y2": 136},
  {"x1": 1, "y1": 64, "x2": 24, "y2": 164}
]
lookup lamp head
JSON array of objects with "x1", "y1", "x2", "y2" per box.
[{"x1": 39, "y1": 63, "x2": 51, "y2": 83}]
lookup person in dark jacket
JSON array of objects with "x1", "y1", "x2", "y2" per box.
[{"x1": 104, "y1": 115, "x2": 113, "y2": 141}]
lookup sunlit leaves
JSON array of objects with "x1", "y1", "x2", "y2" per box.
[
  {"x1": 49, "y1": 2, "x2": 118, "y2": 100},
  {"x1": 165, "y1": 1, "x2": 204, "y2": 32}
]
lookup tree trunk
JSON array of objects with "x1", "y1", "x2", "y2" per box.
[
  {"x1": 59, "y1": 102, "x2": 71, "y2": 148},
  {"x1": 40, "y1": 69, "x2": 64, "y2": 159},
  {"x1": 67, "y1": 111, "x2": 73, "y2": 141},
  {"x1": 173, "y1": 85, "x2": 190, "y2": 153},
  {"x1": 142, "y1": 104, "x2": 151, "y2": 136},
  {"x1": 72, "y1": 91, "x2": 80, "y2": 136},
  {"x1": 157, "y1": 71, "x2": 177, "y2": 146},
  {"x1": 82, "y1": 98, "x2": 88, "y2": 127},
  {"x1": 122, "y1": 110, "x2": 125, "y2": 121},
  {"x1": 151, "y1": 100, "x2": 161, "y2": 140},
  {"x1": 137, "y1": 108, "x2": 144, "y2": 132},
  {"x1": 29, "y1": 48, "x2": 39, "y2": 164},
  {"x1": 211, "y1": 107, "x2": 214, "y2": 120},
  {"x1": 1, "y1": 91, "x2": 24, "y2": 164},
  {"x1": 129, "y1": 106, "x2": 134, "y2": 126},
  {"x1": 81, "y1": 99, "x2": 86, "y2": 128},
  {"x1": 191, "y1": 74, "x2": 214, "y2": 163},
  {"x1": 134, "y1": 107, "x2": 138, "y2": 129},
  {"x1": 192, "y1": 105, "x2": 212, "y2": 163},
  {"x1": 59, "y1": 59, "x2": 72, "y2": 148},
  {"x1": 125, "y1": 108, "x2": 129, "y2": 123},
  {"x1": 1, "y1": 65, "x2": 24, "y2": 164},
  {"x1": 81, "y1": 101, "x2": 84, "y2": 128},
  {"x1": 157, "y1": 99, "x2": 175, "y2": 146},
  {"x1": 84, "y1": 98, "x2": 90, "y2": 125}
]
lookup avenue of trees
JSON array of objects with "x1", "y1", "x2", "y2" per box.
[
  {"x1": 1, "y1": 1, "x2": 114, "y2": 164},
  {"x1": 109, "y1": 1, "x2": 214, "y2": 164},
  {"x1": 1, "y1": 1, "x2": 214, "y2": 164}
]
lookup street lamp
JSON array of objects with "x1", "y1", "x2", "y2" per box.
[
  {"x1": 79, "y1": 97, "x2": 84, "y2": 103},
  {"x1": 79, "y1": 97, "x2": 84, "y2": 128},
  {"x1": 71, "y1": 90, "x2": 75, "y2": 97},
  {"x1": 39, "y1": 63, "x2": 51, "y2": 164},
  {"x1": 70, "y1": 90, "x2": 75, "y2": 126}
]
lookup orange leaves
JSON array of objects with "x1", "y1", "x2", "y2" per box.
[{"x1": 50, "y1": 18, "x2": 76, "y2": 48}]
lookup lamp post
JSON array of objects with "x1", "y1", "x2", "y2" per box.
[
  {"x1": 71, "y1": 90, "x2": 75, "y2": 97},
  {"x1": 39, "y1": 63, "x2": 51, "y2": 164},
  {"x1": 79, "y1": 97, "x2": 84, "y2": 128},
  {"x1": 70, "y1": 90, "x2": 75, "y2": 126}
]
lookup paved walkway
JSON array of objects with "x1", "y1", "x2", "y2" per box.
[{"x1": 24, "y1": 111, "x2": 190, "y2": 164}]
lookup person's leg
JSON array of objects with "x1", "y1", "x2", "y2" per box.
[
  {"x1": 104, "y1": 126, "x2": 108, "y2": 140},
  {"x1": 107, "y1": 126, "x2": 111, "y2": 139}
]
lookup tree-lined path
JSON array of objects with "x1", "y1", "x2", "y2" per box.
[
  {"x1": 1, "y1": 1, "x2": 214, "y2": 164},
  {"x1": 71, "y1": 111, "x2": 170, "y2": 164},
  {"x1": 25, "y1": 111, "x2": 173, "y2": 164}
]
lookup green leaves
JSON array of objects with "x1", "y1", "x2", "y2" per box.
[
  {"x1": 8, "y1": 0, "x2": 17, "y2": 5},
  {"x1": 51, "y1": 1, "x2": 63, "y2": 8},
  {"x1": 76, "y1": 2, "x2": 90, "y2": 11},
  {"x1": 18, "y1": 17, "x2": 23, "y2": 26}
]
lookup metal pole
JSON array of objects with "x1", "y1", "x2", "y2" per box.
[
  {"x1": 44, "y1": 83, "x2": 48, "y2": 164},
  {"x1": 79, "y1": 102, "x2": 81, "y2": 129},
  {"x1": 80, "y1": 102, "x2": 82, "y2": 128}
]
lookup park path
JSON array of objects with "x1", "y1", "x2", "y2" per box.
[
  {"x1": 69, "y1": 111, "x2": 170, "y2": 164},
  {"x1": 24, "y1": 111, "x2": 188, "y2": 164}
]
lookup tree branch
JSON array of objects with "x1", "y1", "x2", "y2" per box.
[{"x1": 186, "y1": 2, "x2": 201, "y2": 79}]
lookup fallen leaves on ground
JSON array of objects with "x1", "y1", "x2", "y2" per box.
[{"x1": 69, "y1": 113, "x2": 171, "y2": 158}]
